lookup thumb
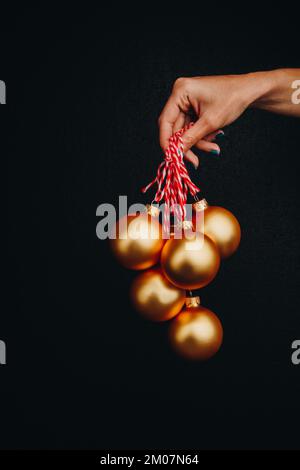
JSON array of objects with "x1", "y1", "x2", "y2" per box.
[{"x1": 181, "y1": 114, "x2": 215, "y2": 153}]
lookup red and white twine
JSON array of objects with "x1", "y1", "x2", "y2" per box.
[{"x1": 142, "y1": 123, "x2": 200, "y2": 233}]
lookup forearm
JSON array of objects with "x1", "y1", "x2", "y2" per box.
[{"x1": 245, "y1": 69, "x2": 300, "y2": 116}]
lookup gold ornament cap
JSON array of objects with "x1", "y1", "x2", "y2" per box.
[
  {"x1": 193, "y1": 198, "x2": 209, "y2": 212},
  {"x1": 146, "y1": 204, "x2": 160, "y2": 217},
  {"x1": 185, "y1": 296, "x2": 201, "y2": 308}
]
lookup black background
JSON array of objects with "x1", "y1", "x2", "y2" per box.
[{"x1": 1, "y1": 9, "x2": 300, "y2": 449}]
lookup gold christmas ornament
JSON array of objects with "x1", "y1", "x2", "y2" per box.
[
  {"x1": 130, "y1": 268, "x2": 185, "y2": 322},
  {"x1": 193, "y1": 199, "x2": 241, "y2": 259},
  {"x1": 169, "y1": 296, "x2": 223, "y2": 360},
  {"x1": 161, "y1": 231, "x2": 220, "y2": 290},
  {"x1": 110, "y1": 205, "x2": 164, "y2": 270}
]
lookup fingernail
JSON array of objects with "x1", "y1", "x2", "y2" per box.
[
  {"x1": 216, "y1": 131, "x2": 225, "y2": 139},
  {"x1": 210, "y1": 149, "x2": 220, "y2": 155}
]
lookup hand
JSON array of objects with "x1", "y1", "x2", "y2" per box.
[
  {"x1": 158, "y1": 74, "x2": 262, "y2": 167},
  {"x1": 158, "y1": 70, "x2": 300, "y2": 167}
]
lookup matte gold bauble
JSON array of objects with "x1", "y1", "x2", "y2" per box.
[
  {"x1": 110, "y1": 205, "x2": 164, "y2": 270},
  {"x1": 193, "y1": 199, "x2": 241, "y2": 259},
  {"x1": 169, "y1": 296, "x2": 223, "y2": 360},
  {"x1": 130, "y1": 268, "x2": 185, "y2": 322},
  {"x1": 161, "y1": 231, "x2": 220, "y2": 290}
]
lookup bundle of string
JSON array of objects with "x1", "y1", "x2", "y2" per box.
[{"x1": 142, "y1": 123, "x2": 200, "y2": 234}]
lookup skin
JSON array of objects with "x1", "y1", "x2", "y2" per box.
[{"x1": 158, "y1": 69, "x2": 300, "y2": 168}]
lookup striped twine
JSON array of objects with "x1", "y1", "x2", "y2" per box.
[{"x1": 142, "y1": 123, "x2": 200, "y2": 234}]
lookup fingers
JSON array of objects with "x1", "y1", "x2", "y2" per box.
[
  {"x1": 184, "y1": 114, "x2": 192, "y2": 127},
  {"x1": 173, "y1": 111, "x2": 186, "y2": 134},
  {"x1": 194, "y1": 140, "x2": 220, "y2": 155},
  {"x1": 160, "y1": 100, "x2": 222, "y2": 167},
  {"x1": 204, "y1": 130, "x2": 224, "y2": 142},
  {"x1": 159, "y1": 95, "x2": 181, "y2": 150},
  {"x1": 181, "y1": 114, "x2": 215, "y2": 153},
  {"x1": 179, "y1": 115, "x2": 199, "y2": 168},
  {"x1": 184, "y1": 137, "x2": 220, "y2": 169},
  {"x1": 183, "y1": 117, "x2": 222, "y2": 167},
  {"x1": 184, "y1": 150, "x2": 199, "y2": 168}
]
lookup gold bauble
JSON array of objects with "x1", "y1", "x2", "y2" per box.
[
  {"x1": 193, "y1": 199, "x2": 241, "y2": 259},
  {"x1": 169, "y1": 296, "x2": 223, "y2": 360},
  {"x1": 110, "y1": 206, "x2": 164, "y2": 270},
  {"x1": 161, "y1": 231, "x2": 220, "y2": 290},
  {"x1": 130, "y1": 268, "x2": 185, "y2": 322}
]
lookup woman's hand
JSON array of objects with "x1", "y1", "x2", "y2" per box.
[{"x1": 159, "y1": 69, "x2": 300, "y2": 167}]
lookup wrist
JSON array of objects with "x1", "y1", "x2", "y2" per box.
[{"x1": 244, "y1": 70, "x2": 279, "y2": 108}]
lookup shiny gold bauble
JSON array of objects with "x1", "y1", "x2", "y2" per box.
[
  {"x1": 130, "y1": 268, "x2": 185, "y2": 322},
  {"x1": 110, "y1": 206, "x2": 164, "y2": 270},
  {"x1": 169, "y1": 296, "x2": 223, "y2": 360},
  {"x1": 161, "y1": 231, "x2": 220, "y2": 290},
  {"x1": 193, "y1": 199, "x2": 241, "y2": 259}
]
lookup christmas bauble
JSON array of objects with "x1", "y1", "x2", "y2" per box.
[
  {"x1": 130, "y1": 268, "x2": 185, "y2": 322},
  {"x1": 161, "y1": 230, "x2": 220, "y2": 290},
  {"x1": 110, "y1": 205, "x2": 164, "y2": 270},
  {"x1": 169, "y1": 296, "x2": 223, "y2": 360},
  {"x1": 193, "y1": 199, "x2": 241, "y2": 259}
]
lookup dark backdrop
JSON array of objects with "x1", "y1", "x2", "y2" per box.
[{"x1": 2, "y1": 9, "x2": 300, "y2": 449}]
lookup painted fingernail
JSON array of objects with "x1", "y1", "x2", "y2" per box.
[
  {"x1": 210, "y1": 149, "x2": 220, "y2": 155},
  {"x1": 216, "y1": 131, "x2": 225, "y2": 139}
]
